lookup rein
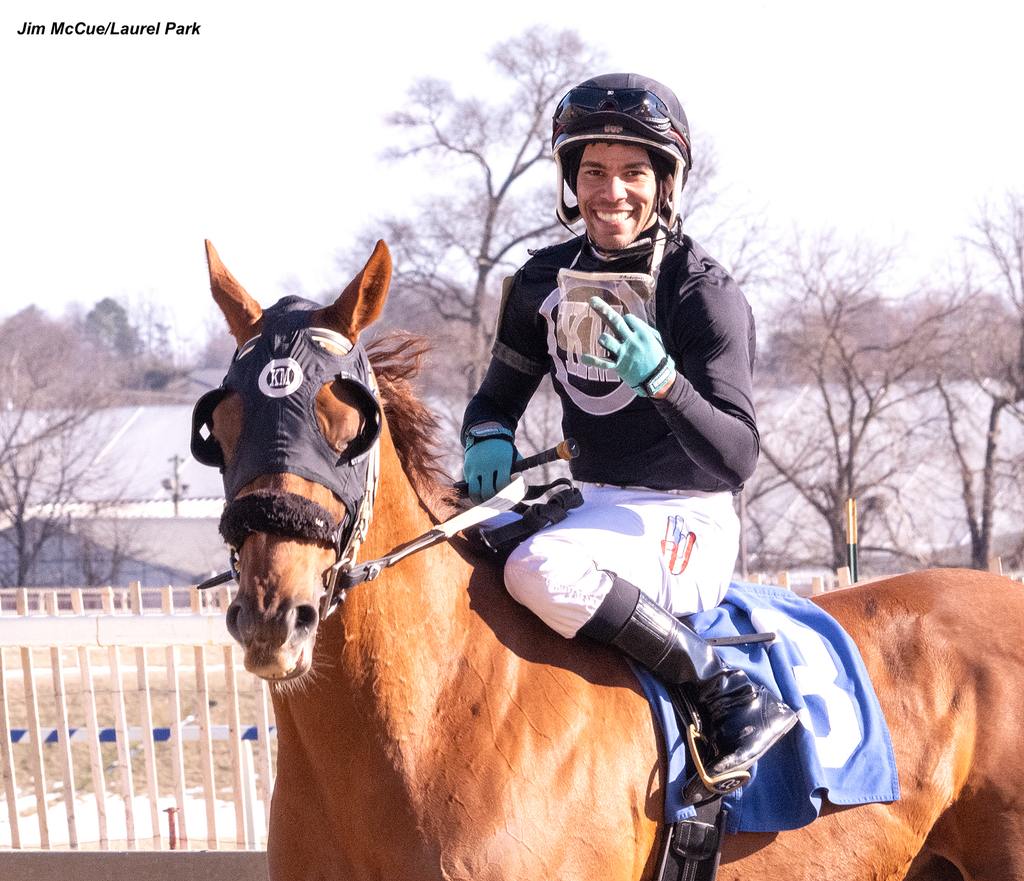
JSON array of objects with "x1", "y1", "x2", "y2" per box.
[
  {"x1": 197, "y1": 440, "x2": 580, "y2": 620},
  {"x1": 197, "y1": 476, "x2": 532, "y2": 619}
]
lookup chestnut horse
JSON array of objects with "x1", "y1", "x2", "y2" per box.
[{"x1": 201, "y1": 240, "x2": 1024, "y2": 881}]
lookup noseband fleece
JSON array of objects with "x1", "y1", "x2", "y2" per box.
[{"x1": 219, "y1": 490, "x2": 341, "y2": 551}]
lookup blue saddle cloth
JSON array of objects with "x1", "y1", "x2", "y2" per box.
[{"x1": 630, "y1": 582, "x2": 900, "y2": 834}]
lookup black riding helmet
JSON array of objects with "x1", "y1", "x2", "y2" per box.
[{"x1": 552, "y1": 73, "x2": 691, "y2": 228}]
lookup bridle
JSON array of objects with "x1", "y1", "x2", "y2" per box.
[
  {"x1": 195, "y1": 430, "x2": 533, "y2": 622},
  {"x1": 191, "y1": 298, "x2": 384, "y2": 621},
  {"x1": 200, "y1": 443, "x2": 380, "y2": 622},
  {"x1": 191, "y1": 300, "x2": 534, "y2": 624},
  {"x1": 192, "y1": 298, "x2": 572, "y2": 624}
]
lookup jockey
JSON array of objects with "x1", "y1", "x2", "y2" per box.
[{"x1": 460, "y1": 73, "x2": 797, "y2": 782}]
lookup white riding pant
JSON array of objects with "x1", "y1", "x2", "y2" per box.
[{"x1": 503, "y1": 483, "x2": 740, "y2": 639}]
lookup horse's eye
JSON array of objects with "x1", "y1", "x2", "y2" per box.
[
  {"x1": 211, "y1": 393, "x2": 244, "y2": 464},
  {"x1": 316, "y1": 381, "x2": 368, "y2": 457}
]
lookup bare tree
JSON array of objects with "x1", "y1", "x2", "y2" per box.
[
  {"x1": 330, "y1": 28, "x2": 600, "y2": 399},
  {"x1": 751, "y1": 232, "x2": 961, "y2": 571},
  {"x1": 124, "y1": 293, "x2": 192, "y2": 390},
  {"x1": 0, "y1": 309, "x2": 123, "y2": 585},
  {"x1": 74, "y1": 514, "x2": 140, "y2": 587},
  {"x1": 679, "y1": 144, "x2": 778, "y2": 295},
  {"x1": 0, "y1": 411, "x2": 123, "y2": 586},
  {"x1": 934, "y1": 193, "x2": 1024, "y2": 568}
]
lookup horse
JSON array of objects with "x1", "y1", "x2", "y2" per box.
[{"x1": 198, "y1": 239, "x2": 1024, "y2": 881}]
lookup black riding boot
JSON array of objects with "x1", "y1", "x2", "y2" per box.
[{"x1": 579, "y1": 577, "x2": 798, "y2": 780}]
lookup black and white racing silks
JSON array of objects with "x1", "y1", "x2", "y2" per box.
[{"x1": 462, "y1": 228, "x2": 759, "y2": 494}]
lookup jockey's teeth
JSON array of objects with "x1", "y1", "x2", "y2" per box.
[{"x1": 596, "y1": 211, "x2": 630, "y2": 222}]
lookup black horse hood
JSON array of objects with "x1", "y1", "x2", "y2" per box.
[{"x1": 191, "y1": 296, "x2": 381, "y2": 504}]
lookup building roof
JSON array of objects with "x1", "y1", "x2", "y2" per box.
[
  {"x1": 0, "y1": 516, "x2": 226, "y2": 587},
  {"x1": 75, "y1": 405, "x2": 226, "y2": 504}
]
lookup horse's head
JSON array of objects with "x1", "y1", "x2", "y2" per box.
[{"x1": 192, "y1": 240, "x2": 391, "y2": 680}]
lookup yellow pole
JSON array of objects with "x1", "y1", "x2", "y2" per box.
[{"x1": 846, "y1": 498, "x2": 859, "y2": 583}]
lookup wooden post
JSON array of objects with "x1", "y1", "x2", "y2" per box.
[
  {"x1": 101, "y1": 587, "x2": 136, "y2": 848},
  {"x1": 738, "y1": 489, "x2": 749, "y2": 580},
  {"x1": 810, "y1": 576, "x2": 825, "y2": 597},
  {"x1": 44, "y1": 593, "x2": 78, "y2": 848},
  {"x1": 255, "y1": 679, "x2": 274, "y2": 834},
  {"x1": 775, "y1": 571, "x2": 791, "y2": 589},
  {"x1": 71, "y1": 589, "x2": 108, "y2": 849},
  {"x1": 161, "y1": 586, "x2": 189, "y2": 848},
  {"x1": 240, "y1": 740, "x2": 259, "y2": 848},
  {"x1": 190, "y1": 589, "x2": 219, "y2": 848},
  {"x1": 17, "y1": 589, "x2": 49, "y2": 848},
  {"x1": 988, "y1": 556, "x2": 1003, "y2": 575},
  {"x1": 128, "y1": 582, "x2": 162, "y2": 849},
  {"x1": 220, "y1": 585, "x2": 247, "y2": 846},
  {"x1": 0, "y1": 647, "x2": 22, "y2": 848},
  {"x1": 164, "y1": 806, "x2": 178, "y2": 850},
  {"x1": 836, "y1": 566, "x2": 852, "y2": 588}
]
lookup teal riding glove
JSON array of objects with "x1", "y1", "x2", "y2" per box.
[
  {"x1": 580, "y1": 297, "x2": 676, "y2": 397},
  {"x1": 463, "y1": 423, "x2": 519, "y2": 503}
]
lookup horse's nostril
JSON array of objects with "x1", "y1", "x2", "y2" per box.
[
  {"x1": 226, "y1": 601, "x2": 244, "y2": 642},
  {"x1": 294, "y1": 603, "x2": 319, "y2": 634}
]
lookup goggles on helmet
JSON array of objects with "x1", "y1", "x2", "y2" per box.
[{"x1": 553, "y1": 87, "x2": 676, "y2": 134}]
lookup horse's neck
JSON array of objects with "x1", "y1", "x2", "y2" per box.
[
  {"x1": 323, "y1": 433, "x2": 479, "y2": 772},
  {"x1": 270, "y1": 430, "x2": 666, "y2": 876}
]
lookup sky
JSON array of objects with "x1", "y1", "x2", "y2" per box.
[{"x1": 3, "y1": 0, "x2": 1022, "y2": 354}]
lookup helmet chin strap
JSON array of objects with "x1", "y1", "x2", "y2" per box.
[
  {"x1": 665, "y1": 170, "x2": 684, "y2": 230},
  {"x1": 584, "y1": 217, "x2": 669, "y2": 277},
  {"x1": 554, "y1": 157, "x2": 581, "y2": 227}
]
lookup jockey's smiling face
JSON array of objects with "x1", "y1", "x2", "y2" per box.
[{"x1": 575, "y1": 142, "x2": 659, "y2": 251}]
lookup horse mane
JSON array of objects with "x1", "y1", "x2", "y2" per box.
[{"x1": 366, "y1": 332, "x2": 458, "y2": 521}]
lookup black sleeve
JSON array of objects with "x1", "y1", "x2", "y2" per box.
[
  {"x1": 652, "y1": 273, "x2": 759, "y2": 486},
  {"x1": 490, "y1": 269, "x2": 549, "y2": 378},
  {"x1": 461, "y1": 358, "x2": 544, "y2": 444},
  {"x1": 461, "y1": 269, "x2": 548, "y2": 444}
]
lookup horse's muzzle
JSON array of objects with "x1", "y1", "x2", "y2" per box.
[{"x1": 226, "y1": 592, "x2": 319, "y2": 679}]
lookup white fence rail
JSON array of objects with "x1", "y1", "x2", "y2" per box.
[
  {"x1": 0, "y1": 586, "x2": 197, "y2": 614},
  {"x1": 0, "y1": 583, "x2": 275, "y2": 851}
]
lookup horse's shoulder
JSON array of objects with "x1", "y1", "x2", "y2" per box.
[
  {"x1": 456, "y1": 560, "x2": 649, "y2": 723},
  {"x1": 466, "y1": 563, "x2": 641, "y2": 684}
]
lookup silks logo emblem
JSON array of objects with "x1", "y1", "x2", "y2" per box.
[
  {"x1": 661, "y1": 515, "x2": 696, "y2": 576},
  {"x1": 258, "y1": 358, "x2": 304, "y2": 398}
]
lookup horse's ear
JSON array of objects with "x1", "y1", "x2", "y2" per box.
[
  {"x1": 205, "y1": 240, "x2": 263, "y2": 345},
  {"x1": 317, "y1": 240, "x2": 391, "y2": 341}
]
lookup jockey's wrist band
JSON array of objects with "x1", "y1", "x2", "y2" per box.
[
  {"x1": 463, "y1": 421, "x2": 514, "y2": 449},
  {"x1": 635, "y1": 355, "x2": 676, "y2": 398}
]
